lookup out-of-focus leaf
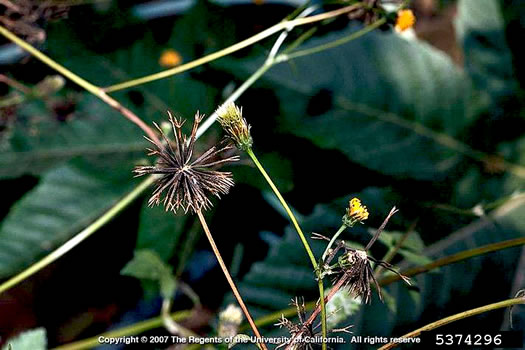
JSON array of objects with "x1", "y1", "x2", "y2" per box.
[
  {"x1": 1, "y1": 328, "x2": 46, "y2": 350},
  {"x1": 136, "y1": 204, "x2": 188, "y2": 262},
  {"x1": 0, "y1": 156, "x2": 137, "y2": 278},
  {"x1": 455, "y1": 0, "x2": 516, "y2": 113},
  {"x1": 325, "y1": 287, "x2": 361, "y2": 329},
  {"x1": 235, "y1": 153, "x2": 294, "y2": 193},
  {"x1": 225, "y1": 27, "x2": 470, "y2": 180},
  {"x1": 0, "y1": 95, "x2": 146, "y2": 179},
  {"x1": 121, "y1": 249, "x2": 176, "y2": 299}
]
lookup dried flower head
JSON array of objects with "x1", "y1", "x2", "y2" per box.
[
  {"x1": 342, "y1": 198, "x2": 369, "y2": 226},
  {"x1": 215, "y1": 102, "x2": 253, "y2": 151},
  {"x1": 134, "y1": 112, "x2": 239, "y2": 214},
  {"x1": 327, "y1": 208, "x2": 410, "y2": 303},
  {"x1": 395, "y1": 9, "x2": 416, "y2": 32}
]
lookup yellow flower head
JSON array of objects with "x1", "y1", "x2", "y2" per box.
[
  {"x1": 159, "y1": 49, "x2": 183, "y2": 67},
  {"x1": 343, "y1": 198, "x2": 369, "y2": 226},
  {"x1": 395, "y1": 9, "x2": 416, "y2": 32}
]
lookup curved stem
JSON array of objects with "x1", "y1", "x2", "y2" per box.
[
  {"x1": 322, "y1": 224, "x2": 347, "y2": 262},
  {"x1": 379, "y1": 236, "x2": 525, "y2": 286},
  {"x1": 246, "y1": 148, "x2": 327, "y2": 349},
  {"x1": 102, "y1": 3, "x2": 363, "y2": 93},
  {"x1": 196, "y1": 210, "x2": 267, "y2": 350},
  {"x1": 0, "y1": 176, "x2": 156, "y2": 295},
  {"x1": 0, "y1": 25, "x2": 161, "y2": 145},
  {"x1": 282, "y1": 18, "x2": 386, "y2": 61},
  {"x1": 378, "y1": 297, "x2": 525, "y2": 350}
]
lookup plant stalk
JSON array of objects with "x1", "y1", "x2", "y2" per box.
[
  {"x1": 196, "y1": 210, "x2": 267, "y2": 350},
  {"x1": 246, "y1": 148, "x2": 327, "y2": 349},
  {"x1": 378, "y1": 297, "x2": 525, "y2": 350},
  {"x1": 0, "y1": 25, "x2": 161, "y2": 145},
  {"x1": 321, "y1": 224, "x2": 347, "y2": 262},
  {"x1": 0, "y1": 176, "x2": 156, "y2": 295}
]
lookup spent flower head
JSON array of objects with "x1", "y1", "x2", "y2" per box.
[
  {"x1": 342, "y1": 198, "x2": 369, "y2": 226},
  {"x1": 134, "y1": 111, "x2": 239, "y2": 214},
  {"x1": 215, "y1": 102, "x2": 253, "y2": 151}
]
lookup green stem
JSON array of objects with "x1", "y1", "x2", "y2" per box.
[
  {"x1": 378, "y1": 297, "x2": 525, "y2": 350},
  {"x1": 281, "y1": 18, "x2": 386, "y2": 61},
  {"x1": 379, "y1": 236, "x2": 525, "y2": 286},
  {"x1": 51, "y1": 310, "x2": 192, "y2": 350},
  {"x1": 245, "y1": 148, "x2": 327, "y2": 349},
  {"x1": 321, "y1": 224, "x2": 347, "y2": 262},
  {"x1": 0, "y1": 176, "x2": 156, "y2": 295},
  {"x1": 102, "y1": 3, "x2": 363, "y2": 93},
  {"x1": 0, "y1": 25, "x2": 161, "y2": 145}
]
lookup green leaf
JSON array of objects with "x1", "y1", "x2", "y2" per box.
[
  {"x1": 136, "y1": 204, "x2": 188, "y2": 262},
  {"x1": 226, "y1": 28, "x2": 470, "y2": 180},
  {"x1": 0, "y1": 95, "x2": 146, "y2": 179},
  {"x1": 325, "y1": 287, "x2": 361, "y2": 329},
  {"x1": 2, "y1": 328, "x2": 47, "y2": 350},
  {"x1": 455, "y1": 0, "x2": 516, "y2": 113},
  {"x1": 121, "y1": 249, "x2": 177, "y2": 299},
  {"x1": 0, "y1": 156, "x2": 137, "y2": 278}
]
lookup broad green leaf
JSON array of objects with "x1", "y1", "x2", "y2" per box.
[
  {"x1": 325, "y1": 288, "x2": 361, "y2": 329},
  {"x1": 2, "y1": 328, "x2": 47, "y2": 350},
  {"x1": 0, "y1": 156, "x2": 137, "y2": 278},
  {"x1": 226, "y1": 27, "x2": 470, "y2": 180},
  {"x1": 136, "y1": 204, "x2": 188, "y2": 262},
  {"x1": 455, "y1": 0, "x2": 516, "y2": 113},
  {"x1": 121, "y1": 249, "x2": 177, "y2": 299},
  {"x1": 0, "y1": 95, "x2": 146, "y2": 179}
]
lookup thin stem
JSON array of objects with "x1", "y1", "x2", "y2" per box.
[
  {"x1": 282, "y1": 18, "x2": 386, "y2": 61},
  {"x1": 102, "y1": 3, "x2": 363, "y2": 93},
  {"x1": 379, "y1": 236, "x2": 525, "y2": 286},
  {"x1": 0, "y1": 25, "x2": 161, "y2": 145},
  {"x1": 321, "y1": 225, "x2": 347, "y2": 262},
  {"x1": 161, "y1": 298, "x2": 196, "y2": 337},
  {"x1": 196, "y1": 210, "x2": 267, "y2": 350},
  {"x1": 246, "y1": 148, "x2": 327, "y2": 349},
  {"x1": 0, "y1": 176, "x2": 156, "y2": 295},
  {"x1": 196, "y1": 62, "x2": 273, "y2": 140},
  {"x1": 378, "y1": 297, "x2": 525, "y2": 350},
  {"x1": 51, "y1": 310, "x2": 191, "y2": 350},
  {"x1": 374, "y1": 220, "x2": 417, "y2": 278}
]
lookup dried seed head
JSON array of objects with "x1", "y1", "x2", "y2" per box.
[
  {"x1": 215, "y1": 102, "x2": 253, "y2": 151},
  {"x1": 339, "y1": 250, "x2": 377, "y2": 304},
  {"x1": 133, "y1": 111, "x2": 239, "y2": 214},
  {"x1": 342, "y1": 198, "x2": 369, "y2": 227},
  {"x1": 395, "y1": 9, "x2": 416, "y2": 32}
]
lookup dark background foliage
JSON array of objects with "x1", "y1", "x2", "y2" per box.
[{"x1": 0, "y1": 0, "x2": 524, "y2": 349}]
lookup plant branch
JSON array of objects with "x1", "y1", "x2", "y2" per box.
[
  {"x1": 246, "y1": 148, "x2": 327, "y2": 348},
  {"x1": 102, "y1": 3, "x2": 363, "y2": 93},
  {"x1": 0, "y1": 25, "x2": 161, "y2": 145},
  {"x1": 321, "y1": 224, "x2": 346, "y2": 262},
  {"x1": 196, "y1": 210, "x2": 267, "y2": 349},
  {"x1": 378, "y1": 297, "x2": 525, "y2": 350},
  {"x1": 282, "y1": 18, "x2": 386, "y2": 61},
  {"x1": 0, "y1": 176, "x2": 156, "y2": 295},
  {"x1": 379, "y1": 236, "x2": 525, "y2": 286},
  {"x1": 374, "y1": 220, "x2": 417, "y2": 278}
]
